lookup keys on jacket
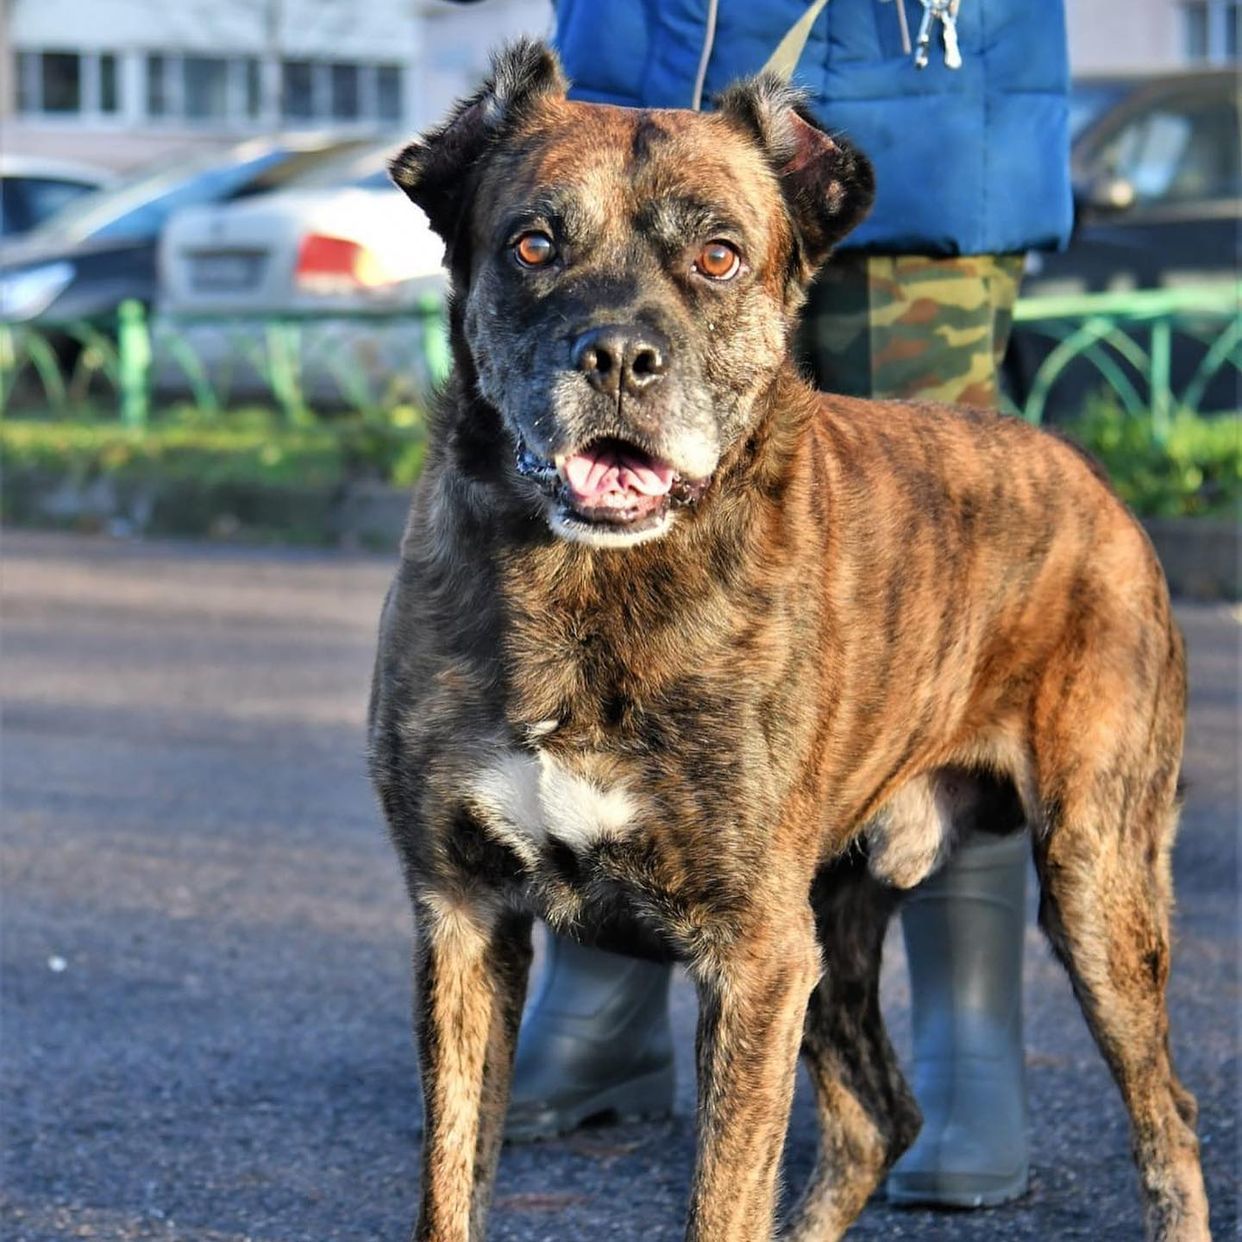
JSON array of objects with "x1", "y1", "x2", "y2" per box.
[
  {"x1": 914, "y1": 0, "x2": 963, "y2": 70},
  {"x1": 941, "y1": 1, "x2": 963, "y2": 69}
]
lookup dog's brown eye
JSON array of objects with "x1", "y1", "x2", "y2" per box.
[
  {"x1": 514, "y1": 232, "x2": 556, "y2": 268},
  {"x1": 695, "y1": 240, "x2": 741, "y2": 281}
]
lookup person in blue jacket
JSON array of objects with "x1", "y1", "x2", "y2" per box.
[{"x1": 445, "y1": 0, "x2": 1073, "y2": 1210}]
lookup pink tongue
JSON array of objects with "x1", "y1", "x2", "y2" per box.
[{"x1": 561, "y1": 444, "x2": 675, "y2": 504}]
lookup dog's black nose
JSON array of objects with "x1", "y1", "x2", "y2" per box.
[{"x1": 572, "y1": 325, "x2": 668, "y2": 397}]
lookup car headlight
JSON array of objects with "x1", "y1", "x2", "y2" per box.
[{"x1": 0, "y1": 261, "x2": 76, "y2": 321}]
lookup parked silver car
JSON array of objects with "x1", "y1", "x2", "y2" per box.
[{"x1": 155, "y1": 142, "x2": 445, "y2": 406}]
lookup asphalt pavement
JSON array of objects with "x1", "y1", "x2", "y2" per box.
[{"x1": 2, "y1": 530, "x2": 1237, "y2": 1241}]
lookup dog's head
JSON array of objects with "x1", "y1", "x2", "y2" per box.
[{"x1": 392, "y1": 40, "x2": 873, "y2": 548}]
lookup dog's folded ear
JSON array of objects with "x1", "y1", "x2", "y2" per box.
[
  {"x1": 389, "y1": 39, "x2": 568, "y2": 241},
  {"x1": 716, "y1": 76, "x2": 874, "y2": 279}
]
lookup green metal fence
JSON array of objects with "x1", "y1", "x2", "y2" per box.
[
  {"x1": 1, "y1": 283, "x2": 1237, "y2": 428},
  {"x1": 1, "y1": 295, "x2": 451, "y2": 428},
  {"x1": 1002, "y1": 282, "x2": 1240, "y2": 434}
]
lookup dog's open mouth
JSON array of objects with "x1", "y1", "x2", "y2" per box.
[{"x1": 516, "y1": 436, "x2": 708, "y2": 541}]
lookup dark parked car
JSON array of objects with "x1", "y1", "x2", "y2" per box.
[
  {"x1": 0, "y1": 157, "x2": 113, "y2": 239},
  {"x1": 1005, "y1": 70, "x2": 1239, "y2": 416},
  {"x1": 1027, "y1": 69, "x2": 1239, "y2": 296},
  {"x1": 0, "y1": 135, "x2": 376, "y2": 331}
]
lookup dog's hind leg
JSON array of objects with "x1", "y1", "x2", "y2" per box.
[
  {"x1": 410, "y1": 893, "x2": 532, "y2": 1242},
  {"x1": 1032, "y1": 625, "x2": 1209, "y2": 1242},
  {"x1": 783, "y1": 857, "x2": 921, "y2": 1241}
]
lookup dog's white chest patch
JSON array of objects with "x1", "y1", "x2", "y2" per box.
[{"x1": 469, "y1": 749, "x2": 636, "y2": 862}]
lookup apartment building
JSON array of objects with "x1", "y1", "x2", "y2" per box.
[
  {"x1": 0, "y1": 0, "x2": 549, "y2": 171},
  {"x1": 0, "y1": 0, "x2": 1234, "y2": 172},
  {"x1": 1068, "y1": 0, "x2": 1238, "y2": 72}
]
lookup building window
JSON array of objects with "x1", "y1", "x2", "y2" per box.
[
  {"x1": 14, "y1": 49, "x2": 406, "y2": 126},
  {"x1": 99, "y1": 54, "x2": 119, "y2": 114},
  {"x1": 15, "y1": 50, "x2": 123, "y2": 117},
  {"x1": 40, "y1": 52, "x2": 80, "y2": 112},
  {"x1": 376, "y1": 65, "x2": 403, "y2": 122},
  {"x1": 278, "y1": 60, "x2": 404, "y2": 125},
  {"x1": 184, "y1": 56, "x2": 230, "y2": 120},
  {"x1": 144, "y1": 53, "x2": 267, "y2": 123},
  {"x1": 282, "y1": 60, "x2": 316, "y2": 120},
  {"x1": 146, "y1": 53, "x2": 168, "y2": 116},
  {"x1": 1183, "y1": 0, "x2": 1240, "y2": 61},
  {"x1": 330, "y1": 63, "x2": 360, "y2": 120},
  {"x1": 244, "y1": 59, "x2": 263, "y2": 119}
]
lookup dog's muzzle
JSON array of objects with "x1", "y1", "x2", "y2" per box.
[{"x1": 516, "y1": 436, "x2": 710, "y2": 542}]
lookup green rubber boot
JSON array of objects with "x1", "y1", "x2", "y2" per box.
[
  {"x1": 887, "y1": 831, "x2": 1031, "y2": 1208},
  {"x1": 504, "y1": 934, "x2": 675, "y2": 1143}
]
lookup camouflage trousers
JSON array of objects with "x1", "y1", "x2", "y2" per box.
[{"x1": 798, "y1": 253, "x2": 1025, "y2": 408}]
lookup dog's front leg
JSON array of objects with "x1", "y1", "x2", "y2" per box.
[
  {"x1": 685, "y1": 910, "x2": 822, "y2": 1242},
  {"x1": 411, "y1": 893, "x2": 532, "y2": 1242}
]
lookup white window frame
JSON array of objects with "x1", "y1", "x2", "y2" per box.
[
  {"x1": 1183, "y1": 0, "x2": 1240, "y2": 63},
  {"x1": 15, "y1": 48, "x2": 126, "y2": 123}
]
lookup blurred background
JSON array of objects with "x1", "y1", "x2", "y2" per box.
[{"x1": 0, "y1": 0, "x2": 1237, "y2": 569}]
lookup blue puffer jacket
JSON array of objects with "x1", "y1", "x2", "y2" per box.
[{"x1": 552, "y1": 0, "x2": 1073, "y2": 255}]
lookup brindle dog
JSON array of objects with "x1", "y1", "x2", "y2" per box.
[{"x1": 368, "y1": 40, "x2": 1210, "y2": 1242}]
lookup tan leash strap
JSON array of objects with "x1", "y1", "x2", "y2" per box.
[{"x1": 760, "y1": 0, "x2": 832, "y2": 81}]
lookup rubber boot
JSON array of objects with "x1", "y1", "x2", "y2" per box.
[
  {"x1": 887, "y1": 830, "x2": 1030, "y2": 1208},
  {"x1": 504, "y1": 933, "x2": 675, "y2": 1142}
]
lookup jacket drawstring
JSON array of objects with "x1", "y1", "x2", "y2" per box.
[{"x1": 691, "y1": 0, "x2": 721, "y2": 109}]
